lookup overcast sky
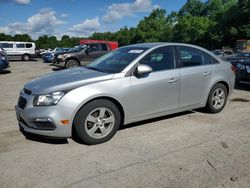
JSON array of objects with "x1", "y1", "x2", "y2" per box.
[{"x1": 0, "y1": 0, "x2": 186, "y2": 39}]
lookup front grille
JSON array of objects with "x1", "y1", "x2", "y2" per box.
[
  {"x1": 23, "y1": 88, "x2": 32, "y2": 95},
  {"x1": 18, "y1": 96, "x2": 27, "y2": 109}
]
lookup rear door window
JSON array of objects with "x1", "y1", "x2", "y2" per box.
[
  {"x1": 16, "y1": 43, "x2": 25, "y2": 48},
  {"x1": 179, "y1": 47, "x2": 203, "y2": 67}
]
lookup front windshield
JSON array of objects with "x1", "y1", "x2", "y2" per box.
[
  {"x1": 86, "y1": 47, "x2": 148, "y2": 73},
  {"x1": 68, "y1": 45, "x2": 86, "y2": 52}
]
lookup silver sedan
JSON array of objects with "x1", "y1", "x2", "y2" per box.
[{"x1": 16, "y1": 43, "x2": 235, "y2": 144}]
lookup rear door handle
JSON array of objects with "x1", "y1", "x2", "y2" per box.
[
  {"x1": 168, "y1": 77, "x2": 178, "y2": 83},
  {"x1": 203, "y1": 71, "x2": 210, "y2": 76}
]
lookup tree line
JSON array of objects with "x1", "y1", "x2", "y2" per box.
[{"x1": 0, "y1": 0, "x2": 249, "y2": 50}]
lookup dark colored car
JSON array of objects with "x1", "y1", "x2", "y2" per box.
[
  {"x1": 235, "y1": 59, "x2": 250, "y2": 85},
  {"x1": 228, "y1": 52, "x2": 250, "y2": 67},
  {"x1": 0, "y1": 48, "x2": 9, "y2": 71},
  {"x1": 53, "y1": 42, "x2": 117, "y2": 68},
  {"x1": 42, "y1": 48, "x2": 70, "y2": 63}
]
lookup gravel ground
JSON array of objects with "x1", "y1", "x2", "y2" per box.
[{"x1": 0, "y1": 60, "x2": 250, "y2": 188}]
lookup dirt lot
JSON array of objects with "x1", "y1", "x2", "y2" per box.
[{"x1": 0, "y1": 60, "x2": 250, "y2": 188}]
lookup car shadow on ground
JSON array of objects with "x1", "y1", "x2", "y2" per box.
[
  {"x1": 52, "y1": 67, "x2": 62, "y2": 71},
  {"x1": 9, "y1": 58, "x2": 38, "y2": 62},
  {"x1": 72, "y1": 111, "x2": 195, "y2": 145},
  {"x1": 20, "y1": 128, "x2": 69, "y2": 145},
  {"x1": 0, "y1": 70, "x2": 11, "y2": 74},
  {"x1": 119, "y1": 111, "x2": 194, "y2": 131},
  {"x1": 21, "y1": 111, "x2": 196, "y2": 145}
]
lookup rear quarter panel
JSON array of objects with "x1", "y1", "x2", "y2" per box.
[{"x1": 209, "y1": 61, "x2": 235, "y2": 97}]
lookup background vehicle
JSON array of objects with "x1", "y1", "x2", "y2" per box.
[
  {"x1": 37, "y1": 48, "x2": 52, "y2": 57},
  {"x1": 16, "y1": 43, "x2": 235, "y2": 145},
  {"x1": 80, "y1": 39, "x2": 118, "y2": 50},
  {"x1": 0, "y1": 48, "x2": 9, "y2": 71},
  {"x1": 228, "y1": 52, "x2": 250, "y2": 68},
  {"x1": 235, "y1": 59, "x2": 250, "y2": 85},
  {"x1": 42, "y1": 48, "x2": 70, "y2": 63},
  {"x1": 235, "y1": 39, "x2": 250, "y2": 53},
  {"x1": 0, "y1": 41, "x2": 36, "y2": 61},
  {"x1": 53, "y1": 42, "x2": 118, "y2": 68},
  {"x1": 212, "y1": 49, "x2": 234, "y2": 60}
]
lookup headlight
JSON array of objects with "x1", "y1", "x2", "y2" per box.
[
  {"x1": 33, "y1": 91, "x2": 65, "y2": 106},
  {"x1": 58, "y1": 54, "x2": 67, "y2": 59}
]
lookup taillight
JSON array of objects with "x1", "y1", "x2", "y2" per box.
[{"x1": 231, "y1": 65, "x2": 236, "y2": 73}]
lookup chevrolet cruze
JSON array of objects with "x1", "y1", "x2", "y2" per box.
[{"x1": 15, "y1": 43, "x2": 235, "y2": 145}]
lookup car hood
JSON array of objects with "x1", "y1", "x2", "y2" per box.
[{"x1": 25, "y1": 67, "x2": 113, "y2": 95}]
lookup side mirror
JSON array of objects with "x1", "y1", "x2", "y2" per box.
[{"x1": 136, "y1": 64, "x2": 152, "y2": 76}]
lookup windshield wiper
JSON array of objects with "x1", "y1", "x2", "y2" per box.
[{"x1": 86, "y1": 66, "x2": 107, "y2": 73}]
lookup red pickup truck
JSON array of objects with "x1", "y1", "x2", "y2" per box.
[{"x1": 79, "y1": 39, "x2": 118, "y2": 50}]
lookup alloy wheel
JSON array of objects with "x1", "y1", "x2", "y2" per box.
[
  {"x1": 211, "y1": 88, "x2": 225, "y2": 109},
  {"x1": 84, "y1": 107, "x2": 115, "y2": 139}
]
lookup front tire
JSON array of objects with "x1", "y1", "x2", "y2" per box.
[
  {"x1": 74, "y1": 99, "x2": 121, "y2": 145},
  {"x1": 206, "y1": 83, "x2": 228, "y2": 113},
  {"x1": 66, "y1": 60, "x2": 79, "y2": 68}
]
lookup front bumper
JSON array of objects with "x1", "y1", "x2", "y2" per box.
[
  {"x1": 53, "y1": 58, "x2": 66, "y2": 67},
  {"x1": 15, "y1": 92, "x2": 73, "y2": 138}
]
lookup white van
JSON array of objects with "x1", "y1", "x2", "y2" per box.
[{"x1": 0, "y1": 41, "x2": 36, "y2": 61}]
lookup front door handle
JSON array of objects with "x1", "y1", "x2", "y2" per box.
[
  {"x1": 203, "y1": 71, "x2": 210, "y2": 76},
  {"x1": 168, "y1": 77, "x2": 178, "y2": 83}
]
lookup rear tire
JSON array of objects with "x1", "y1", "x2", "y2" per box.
[
  {"x1": 22, "y1": 54, "x2": 30, "y2": 61},
  {"x1": 66, "y1": 60, "x2": 79, "y2": 68},
  {"x1": 74, "y1": 99, "x2": 121, "y2": 145},
  {"x1": 206, "y1": 83, "x2": 228, "y2": 113}
]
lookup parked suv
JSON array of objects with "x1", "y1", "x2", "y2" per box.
[
  {"x1": 0, "y1": 41, "x2": 36, "y2": 61},
  {"x1": 53, "y1": 42, "x2": 118, "y2": 68},
  {"x1": 16, "y1": 43, "x2": 235, "y2": 145}
]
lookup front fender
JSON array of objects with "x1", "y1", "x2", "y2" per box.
[{"x1": 58, "y1": 78, "x2": 128, "y2": 127}]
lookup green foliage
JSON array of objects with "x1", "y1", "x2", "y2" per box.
[
  {"x1": 0, "y1": 33, "x2": 32, "y2": 42},
  {"x1": 179, "y1": 0, "x2": 205, "y2": 16},
  {"x1": 173, "y1": 16, "x2": 213, "y2": 47},
  {"x1": 136, "y1": 9, "x2": 173, "y2": 43},
  {"x1": 0, "y1": 0, "x2": 249, "y2": 50}
]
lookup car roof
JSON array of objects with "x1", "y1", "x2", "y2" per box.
[{"x1": 125, "y1": 42, "x2": 208, "y2": 50}]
